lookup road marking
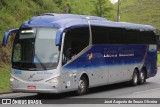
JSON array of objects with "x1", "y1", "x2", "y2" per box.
[{"x1": 134, "y1": 88, "x2": 160, "y2": 94}]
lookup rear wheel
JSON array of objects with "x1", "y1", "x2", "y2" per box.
[
  {"x1": 139, "y1": 70, "x2": 146, "y2": 85},
  {"x1": 77, "y1": 76, "x2": 88, "y2": 95},
  {"x1": 131, "y1": 70, "x2": 139, "y2": 86}
]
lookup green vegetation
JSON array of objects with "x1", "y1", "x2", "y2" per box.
[
  {"x1": 158, "y1": 53, "x2": 160, "y2": 66},
  {"x1": 120, "y1": 0, "x2": 160, "y2": 32},
  {"x1": 57, "y1": 0, "x2": 115, "y2": 20},
  {"x1": 0, "y1": 65, "x2": 10, "y2": 93}
]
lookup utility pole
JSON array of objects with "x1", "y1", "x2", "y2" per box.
[{"x1": 116, "y1": 0, "x2": 120, "y2": 22}]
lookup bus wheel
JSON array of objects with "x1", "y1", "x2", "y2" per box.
[
  {"x1": 139, "y1": 71, "x2": 146, "y2": 85},
  {"x1": 131, "y1": 70, "x2": 139, "y2": 86},
  {"x1": 77, "y1": 76, "x2": 88, "y2": 95}
]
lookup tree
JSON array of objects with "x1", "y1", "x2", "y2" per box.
[
  {"x1": 57, "y1": 0, "x2": 115, "y2": 20},
  {"x1": 56, "y1": 0, "x2": 71, "y2": 13},
  {"x1": 59, "y1": 0, "x2": 95, "y2": 15},
  {"x1": 92, "y1": 0, "x2": 114, "y2": 19}
]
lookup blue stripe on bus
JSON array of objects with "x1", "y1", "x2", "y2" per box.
[{"x1": 63, "y1": 44, "x2": 157, "y2": 76}]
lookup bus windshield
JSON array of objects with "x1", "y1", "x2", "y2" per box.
[{"x1": 12, "y1": 27, "x2": 60, "y2": 70}]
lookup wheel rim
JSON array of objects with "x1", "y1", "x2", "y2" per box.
[
  {"x1": 140, "y1": 72, "x2": 145, "y2": 82},
  {"x1": 78, "y1": 80, "x2": 85, "y2": 93},
  {"x1": 133, "y1": 73, "x2": 138, "y2": 84}
]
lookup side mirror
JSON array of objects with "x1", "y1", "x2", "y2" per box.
[{"x1": 2, "y1": 28, "x2": 19, "y2": 46}]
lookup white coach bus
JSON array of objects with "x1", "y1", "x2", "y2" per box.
[{"x1": 2, "y1": 13, "x2": 158, "y2": 95}]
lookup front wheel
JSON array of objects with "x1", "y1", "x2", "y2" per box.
[
  {"x1": 130, "y1": 70, "x2": 139, "y2": 86},
  {"x1": 76, "y1": 76, "x2": 88, "y2": 95}
]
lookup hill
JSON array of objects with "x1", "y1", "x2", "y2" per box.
[{"x1": 120, "y1": 0, "x2": 160, "y2": 32}]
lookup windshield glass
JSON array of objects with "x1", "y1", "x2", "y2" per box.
[{"x1": 12, "y1": 27, "x2": 60, "y2": 70}]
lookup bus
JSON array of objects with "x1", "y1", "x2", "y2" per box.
[{"x1": 2, "y1": 13, "x2": 158, "y2": 95}]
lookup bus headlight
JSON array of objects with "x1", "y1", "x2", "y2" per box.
[
  {"x1": 10, "y1": 77, "x2": 14, "y2": 82},
  {"x1": 10, "y1": 76, "x2": 19, "y2": 82},
  {"x1": 45, "y1": 76, "x2": 59, "y2": 84}
]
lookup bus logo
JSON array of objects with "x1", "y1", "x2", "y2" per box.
[
  {"x1": 88, "y1": 53, "x2": 93, "y2": 60},
  {"x1": 28, "y1": 73, "x2": 35, "y2": 80}
]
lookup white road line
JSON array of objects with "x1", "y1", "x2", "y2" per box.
[{"x1": 134, "y1": 88, "x2": 160, "y2": 94}]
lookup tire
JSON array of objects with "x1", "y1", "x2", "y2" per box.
[
  {"x1": 131, "y1": 70, "x2": 139, "y2": 86},
  {"x1": 139, "y1": 70, "x2": 146, "y2": 85},
  {"x1": 77, "y1": 76, "x2": 88, "y2": 95}
]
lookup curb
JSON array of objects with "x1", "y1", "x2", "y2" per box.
[
  {"x1": 0, "y1": 92, "x2": 37, "y2": 98},
  {"x1": 0, "y1": 90, "x2": 17, "y2": 95},
  {"x1": 0, "y1": 91, "x2": 13, "y2": 94}
]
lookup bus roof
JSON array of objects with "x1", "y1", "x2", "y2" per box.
[{"x1": 21, "y1": 13, "x2": 155, "y2": 32}]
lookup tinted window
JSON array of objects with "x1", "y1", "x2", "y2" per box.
[
  {"x1": 92, "y1": 26, "x2": 157, "y2": 44},
  {"x1": 62, "y1": 27, "x2": 89, "y2": 65}
]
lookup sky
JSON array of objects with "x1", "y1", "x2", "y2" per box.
[{"x1": 110, "y1": 0, "x2": 118, "y2": 4}]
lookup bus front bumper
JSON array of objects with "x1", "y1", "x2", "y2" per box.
[{"x1": 11, "y1": 81, "x2": 61, "y2": 93}]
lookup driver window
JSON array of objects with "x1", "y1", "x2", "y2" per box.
[{"x1": 62, "y1": 27, "x2": 89, "y2": 65}]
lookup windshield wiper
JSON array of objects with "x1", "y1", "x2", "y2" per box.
[{"x1": 34, "y1": 54, "x2": 47, "y2": 70}]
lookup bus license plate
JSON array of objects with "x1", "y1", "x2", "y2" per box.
[{"x1": 27, "y1": 86, "x2": 36, "y2": 90}]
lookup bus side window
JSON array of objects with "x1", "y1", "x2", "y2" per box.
[{"x1": 62, "y1": 27, "x2": 89, "y2": 65}]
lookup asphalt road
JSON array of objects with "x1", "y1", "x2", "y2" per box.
[{"x1": 1, "y1": 68, "x2": 160, "y2": 106}]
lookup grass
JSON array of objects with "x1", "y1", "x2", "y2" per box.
[
  {"x1": 0, "y1": 65, "x2": 10, "y2": 93},
  {"x1": 158, "y1": 53, "x2": 160, "y2": 66},
  {"x1": 120, "y1": 0, "x2": 160, "y2": 31}
]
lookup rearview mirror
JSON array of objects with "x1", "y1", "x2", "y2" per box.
[{"x1": 2, "y1": 28, "x2": 18, "y2": 46}]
